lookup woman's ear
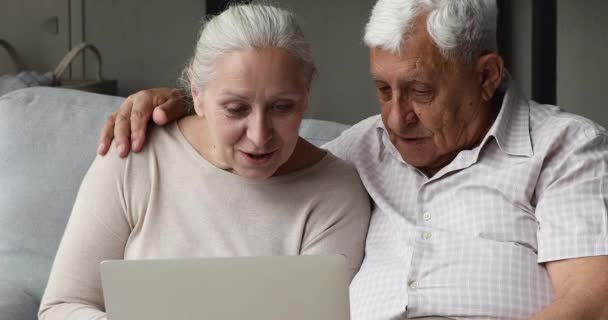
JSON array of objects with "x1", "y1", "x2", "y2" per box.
[
  {"x1": 476, "y1": 52, "x2": 504, "y2": 102},
  {"x1": 190, "y1": 83, "x2": 205, "y2": 118}
]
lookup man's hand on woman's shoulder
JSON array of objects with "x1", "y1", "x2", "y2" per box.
[{"x1": 97, "y1": 87, "x2": 192, "y2": 157}]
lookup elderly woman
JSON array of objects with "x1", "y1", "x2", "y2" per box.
[{"x1": 38, "y1": 4, "x2": 370, "y2": 319}]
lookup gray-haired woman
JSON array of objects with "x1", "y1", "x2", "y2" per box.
[{"x1": 38, "y1": 4, "x2": 370, "y2": 319}]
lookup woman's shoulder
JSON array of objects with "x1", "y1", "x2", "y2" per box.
[
  {"x1": 297, "y1": 150, "x2": 371, "y2": 234},
  {"x1": 101, "y1": 122, "x2": 176, "y2": 159},
  {"x1": 280, "y1": 145, "x2": 365, "y2": 197},
  {"x1": 90, "y1": 123, "x2": 187, "y2": 187},
  {"x1": 135, "y1": 122, "x2": 183, "y2": 157},
  {"x1": 311, "y1": 151, "x2": 365, "y2": 187}
]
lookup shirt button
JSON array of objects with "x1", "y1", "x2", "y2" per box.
[
  {"x1": 422, "y1": 232, "x2": 432, "y2": 240},
  {"x1": 423, "y1": 212, "x2": 431, "y2": 221},
  {"x1": 409, "y1": 281, "x2": 418, "y2": 289}
]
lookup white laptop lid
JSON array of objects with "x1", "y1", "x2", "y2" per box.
[{"x1": 100, "y1": 255, "x2": 350, "y2": 320}]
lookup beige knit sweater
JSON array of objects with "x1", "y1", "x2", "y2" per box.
[{"x1": 38, "y1": 122, "x2": 370, "y2": 320}]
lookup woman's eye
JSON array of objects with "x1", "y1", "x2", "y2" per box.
[
  {"x1": 225, "y1": 104, "x2": 249, "y2": 116},
  {"x1": 272, "y1": 103, "x2": 294, "y2": 112}
]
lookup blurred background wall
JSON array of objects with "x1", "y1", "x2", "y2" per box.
[{"x1": 1, "y1": 0, "x2": 607, "y2": 126}]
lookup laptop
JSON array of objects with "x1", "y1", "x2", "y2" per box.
[{"x1": 100, "y1": 255, "x2": 350, "y2": 320}]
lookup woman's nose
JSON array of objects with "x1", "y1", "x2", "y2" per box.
[{"x1": 246, "y1": 114, "x2": 273, "y2": 147}]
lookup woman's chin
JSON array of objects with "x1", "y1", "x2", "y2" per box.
[{"x1": 233, "y1": 167, "x2": 277, "y2": 180}]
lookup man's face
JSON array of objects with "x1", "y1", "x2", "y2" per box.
[{"x1": 370, "y1": 16, "x2": 496, "y2": 175}]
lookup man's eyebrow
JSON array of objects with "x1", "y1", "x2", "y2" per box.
[
  {"x1": 370, "y1": 74, "x2": 386, "y2": 82},
  {"x1": 370, "y1": 74, "x2": 429, "y2": 86}
]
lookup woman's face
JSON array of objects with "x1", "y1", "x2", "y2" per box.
[{"x1": 192, "y1": 48, "x2": 310, "y2": 179}]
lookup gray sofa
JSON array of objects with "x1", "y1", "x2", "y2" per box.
[{"x1": 0, "y1": 87, "x2": 350, "y2": 320}]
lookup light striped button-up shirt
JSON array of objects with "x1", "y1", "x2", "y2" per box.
[{"x1": 325, "y1": 84, "x2": 608, "y2": 319}]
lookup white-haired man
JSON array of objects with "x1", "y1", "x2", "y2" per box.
[{"x1": 97, "y1": 0, "x2": 608, "y2": 319}]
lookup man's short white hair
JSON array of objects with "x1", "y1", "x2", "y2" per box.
[{"x1": 364, "y1": 0, "x2": 498, "y2": 65}]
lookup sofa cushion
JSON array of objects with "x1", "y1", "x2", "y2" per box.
[
  {"x1": 299, "y1": 119, "x2": 350, "y2": 146},
  {"x1": 0, "y1": 87, "x2": 122, "y2": 319},
  {"x1": 0, "y1": 282, "x2": 39, "y2": 320}
]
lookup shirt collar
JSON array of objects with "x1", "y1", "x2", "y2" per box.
[
  {"x1": 484, "y1": 82, "x2": 533, "y2": 157},
  {"x1": 375, "y1": 80, "x2": 534, "y2": 161}
]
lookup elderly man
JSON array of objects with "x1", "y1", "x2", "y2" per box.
[{"x1": 97, "y1": 0, "x2": 608, "y2": 319}]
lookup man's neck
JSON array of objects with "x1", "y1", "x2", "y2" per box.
[{"x1": 420, "y1": 97, "x2": 502, "y2": 178}]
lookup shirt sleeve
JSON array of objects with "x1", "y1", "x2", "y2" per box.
[
  {"x1": 299, "y1": 158, "x2": 371, "y2": 280},
  {"x1": 536, "y1": 129, "x2": 608, "y2": 263},
  {"x1": 38, "y1": 148, "x2": 132, "y2": 320}
]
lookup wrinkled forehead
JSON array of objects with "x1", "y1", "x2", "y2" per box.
[
  {"x1": 368, "y1": 40, "x2": 450, "y2": 83},
  {"x1": 198, "y1": 48, "x2": 310, "y2": 100}
]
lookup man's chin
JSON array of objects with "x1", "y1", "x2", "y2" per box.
[
  {"x1": 401, "y1": 153, "x2": 455, "y2": 176},
  {"x1": 403, "y1": 157, "x2": 431, "y2": 169},
  {"x1": 396, "y1": 150, "x2": 436, "y2": 170}
]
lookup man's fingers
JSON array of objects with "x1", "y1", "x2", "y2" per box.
[
  {"x1": 130, "y1": 107, "x2": 152, "y2": 152},
  {"x1": 153, "y1": 96, "x2": 192, "y2": 125},
  {"x1": 97, "y1": 112, "x2": 117, "y2": 155},
  {"x1": 113, "y1": 100, "x2": 133, "y2": 158},
  {"x1": 96, "y1": 88, "x2": 186, "y2": 157}
]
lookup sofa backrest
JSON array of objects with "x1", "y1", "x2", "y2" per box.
[
  {"x1": 0, "y1": 87, "x2": 350, "y2": 319},
  {"x1": 0, "y1": 87, "x2": 122, "y2": 311}
]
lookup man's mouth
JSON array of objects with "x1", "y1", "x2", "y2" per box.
[
  {"x1": 403, "y1": 136, "x2": 426, "y2": 141},
  {"x1": 393, "y1": 135, "x2": 429, "y2": 146}
]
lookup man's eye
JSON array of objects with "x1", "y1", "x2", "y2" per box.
[
  {"x1": 411, "y1": 88, "x2": 431, "y2": 96},
  {"x1": 377, "y1": 87, "x2": 392, "y2": 101}
]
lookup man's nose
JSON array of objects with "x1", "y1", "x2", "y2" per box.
[
  {"x1": 247, "y1": 113, "x2": 273, "y2": 147},
  {"x1": 388, "y1": 93, "x2": 417, "y2": 128}
]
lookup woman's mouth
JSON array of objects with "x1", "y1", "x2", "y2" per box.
[{"x1": 241, "y1": 151, "x2": 276, "y2": 164}]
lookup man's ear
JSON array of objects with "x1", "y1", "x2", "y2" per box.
[{"x1": 476, "y1": 52, "x2": 504, "y2": 101}]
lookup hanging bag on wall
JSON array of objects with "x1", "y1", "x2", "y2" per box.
[
  {"x1": 0, "y1": 39, "x2": 54, "y2": 96},
  {"x1": 52, "y1": 42, "x2": 117, "y2": 95},
  {"x1": 1, "y1": 40, "x2": 117, "y2": 96}
]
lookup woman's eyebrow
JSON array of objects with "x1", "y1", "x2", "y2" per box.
[
  {"x1": 217, "y1": 89, "x2": 253, "y2": 100},
  {"x1": 271, "y1": 91, "x2": 303, "y2": 99}
]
